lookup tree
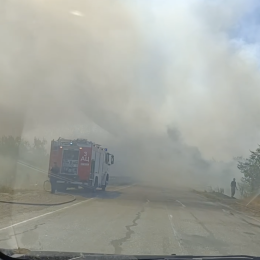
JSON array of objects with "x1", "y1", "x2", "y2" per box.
[
  {"x1": 236, "y1": 146, "x2": 260, "y2": 196},
  {"x1": 0, "y1": 135, "x2": 49, "y2": 168},
  {"x1": 0, "y1": 135, "x2": 30, "y2": 158},
  {"x1": 237, "y1": 181, "x2": 251, "y2": 198}
]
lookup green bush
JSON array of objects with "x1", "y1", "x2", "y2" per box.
[{"x1": 236, "y1": 147, "x2": 260, "y2": 197}]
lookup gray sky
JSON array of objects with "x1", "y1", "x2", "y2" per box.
[{"x1": 1, "y1": 0, "x2": 260, "y2": 166}]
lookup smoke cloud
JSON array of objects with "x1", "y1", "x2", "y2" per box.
[{"x1": 1, "y1": 0, "x2": 260, "y2": 190}]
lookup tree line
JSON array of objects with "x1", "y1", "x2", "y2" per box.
[{"x1": 0, "y1": 135, "x2": 49, "y2": 169}]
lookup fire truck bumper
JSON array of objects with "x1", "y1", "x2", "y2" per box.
[{"x1": 56, "y1": 180, "x2": 91, "y2": 187}]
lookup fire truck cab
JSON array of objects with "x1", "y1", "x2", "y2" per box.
[{"x1": 48, "y1": 138, "x2": 114, "y2": 191}]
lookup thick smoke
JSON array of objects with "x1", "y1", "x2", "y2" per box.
[{"x1": 1, "y1": 0, "x2": 259, "y2": 190}]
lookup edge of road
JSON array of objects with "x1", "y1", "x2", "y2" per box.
[
  {"x1": 0, "y1": 184, "x2": 136, "y2": 232},
  {"x1": 217, "y1": 201, "x2": 260, "y2": 225},
  {"x1": 193, "y1": 189, "x2": 260, "y2": 224}
]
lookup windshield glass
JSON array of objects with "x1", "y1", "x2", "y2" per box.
[{"x1": 1, "y1": 0, "x2": 260, "y2": 256}]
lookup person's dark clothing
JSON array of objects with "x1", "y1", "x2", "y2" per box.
[
  {"x1": 51, "y1": 165, "x2": 60, "y2": 174},
  {"x1": 50, "y1": 165, "x2": 60, "y2": 194},
  {"x1": 231, "y1": 180, "x2": 237, "y2": 198}
]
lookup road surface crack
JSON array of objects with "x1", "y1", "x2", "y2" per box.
[
  {"x1": 110, "y1": 204, "x2": 146, "y2": 254},
  {"x1": 0, "y1": 223, "x2": 45, "y2": 242}
]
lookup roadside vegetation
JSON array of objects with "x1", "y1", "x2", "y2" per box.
[
  {"x1": 235, "y1": 146, "x2": 260, "y2": 198},
  {"x1": 0, "y1": 136, "x2": 49, "y2": 168},
  {"x1": 0, "y1": 136, "x2": 49, "y2": 192}
]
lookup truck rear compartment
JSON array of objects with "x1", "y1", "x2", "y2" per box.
[{"x1": 61, "y1": 150, "x2": 79, "y2": 175}]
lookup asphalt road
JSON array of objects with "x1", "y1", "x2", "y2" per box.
[{"x1": 0, "y1": 184, "x2": 260, "y2": 256}]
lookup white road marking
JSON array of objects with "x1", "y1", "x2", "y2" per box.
[
  {"x1": 0, "y1": 199, "x2": 95, "y2": 232},
  {"x1": 167, "y1": 211, "x2": 184, "y2": 254},
  {"x1": 69, "y1": 257, "x2": 82, "y2": 260},
  {"x1": 0, "y1": 184, "x2": 135, "y2": 232},
  {"x1": 176, "y1": 200, "x2": 186, "y2": 208}
]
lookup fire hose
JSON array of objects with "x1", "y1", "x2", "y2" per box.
[
  {"x1": 0, "y1": 170, "x2": 76, "y2": 206},
  {"x1": 0, "y1": 194, "x2": 76, "y2": 206}
]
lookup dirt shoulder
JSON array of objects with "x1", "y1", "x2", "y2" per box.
[
  {"x1": 0, "y1": 190, "x2": 76, "y2": 223},
  {"x1": 193, "y1": 190, "x2": 260, "y2": 218}
]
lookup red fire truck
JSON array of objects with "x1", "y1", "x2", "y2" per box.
[{"x1": 48, "y1": 138, "x2": 114, "y2": 191}]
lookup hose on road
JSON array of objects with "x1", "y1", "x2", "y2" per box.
[
  {"x1": 0, "y1": 196, "x2": 76, "y2": 206},
  {"x1": 0, "y1": 162, "x2": 78, "y2": 206},
  {"x1": 0, "y1": 180, "x2": 76, "y2": 206},
  {"x1": 0, "y1": 195, "x2": 76, "y2": 206}
]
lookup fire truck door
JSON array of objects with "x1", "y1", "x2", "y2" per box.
[
  {"x1": 99, "y1": 154, "x2": 104, "y2": 175},
  {"x1": 95, "y1": 152, "x2": 100, "y2": 175}
]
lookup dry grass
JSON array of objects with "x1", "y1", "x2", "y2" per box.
[
  {"x1": 0, "y1": 185, "x2": 14, "y2": 194},
  {"x1": 242, "y1": 196, "x2": 260, "y2": 206},
  {"x1": 193, "y1": 189, "x2": 260, "y2": 218}
]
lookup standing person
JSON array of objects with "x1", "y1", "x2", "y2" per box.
[
  {"x1": 231, "y1": 178, "x2": 237, "y2": 198},
  {"x1": 49, "y1": 162, "x2": 60, "y2": 194}
]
